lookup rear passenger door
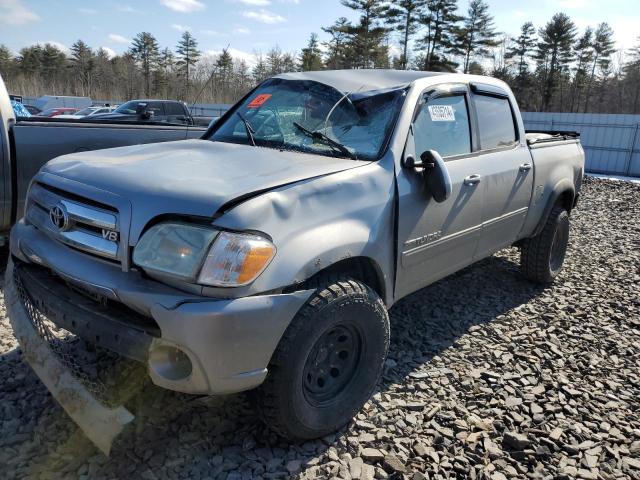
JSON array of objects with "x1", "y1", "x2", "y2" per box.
[
  {"x1": 395, "y1": 84, "x2": 486, "y2": 299},
  {"x1": 469, "y1": 84, "x2": 534, "y2": 257}
]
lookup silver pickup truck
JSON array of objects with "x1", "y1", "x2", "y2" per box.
[{"x1": 5, "y1": 70, "x2": 584, "y2": 453}]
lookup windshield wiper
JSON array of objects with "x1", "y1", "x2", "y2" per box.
[
  {"x1": 293, "y1": 122, "x2": 357, "y2": 160},
  {"x1": 236, "y1": 112, "x2": 256, "y2": 146}
]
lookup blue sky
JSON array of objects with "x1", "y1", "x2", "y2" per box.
[{"x1": 1, "y1": 0, "x2": 638, "y2": 66}]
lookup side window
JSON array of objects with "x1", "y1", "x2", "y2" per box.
[
  {"x1": 147, "y1": 102, "x2": 165, "y2": 117},
  {"x1": 413, "y1": 94, "x2": 471, "y2": 158},
  {"x1": 165, "y1": 103, "x2": 186, "y2": 116},
  {"x1": 474, "y1": 95, "x2": 517, "y2": 150}
]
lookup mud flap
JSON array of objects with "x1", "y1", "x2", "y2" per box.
[{"x1": 4, "y1": 261, "x2": 134, "y2": 456}]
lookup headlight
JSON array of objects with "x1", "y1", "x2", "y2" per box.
[
  {"x1": 197, "y1": 231, "x2": 276, "y2": 287},
  {"x1": 133, "y1": 223, "x2": 275, "y2": 287},
  {"x1": 133, "y1": 223, "x2": 218, "y2": 281}
]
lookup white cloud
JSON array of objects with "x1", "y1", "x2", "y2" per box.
[
  {"x1": 116, "y1": 4, "x2": 143, "y2": 14},
  {"x1": 238, "y1": 0, "x2": 271, "y2": 5},
  {"x1": 557, "y1": 0, "x2": 590, "y2": 7},
  {"x1": 108, "y1": 33, "x2": 131, "y2": 44},
  {"x1": 201, "y1": 29, "x2": 229, "y2": 37},
  {"x1": 242, "y1": 9, "x2": 285, "y2": 24},
  {"x1": 205, "y1": 48, "x2": 258, "y2": 67},
  {"x1": 234, "y1": 27, "x2": 251, "y2": 35},
  {"x1": 0, "y1": 0, "x2": 40, "y2": 26},
  {"x1": 99, "y1": 47, "x2": 117, "y2": 59},
  {"x1": 34, "y1": 41, "x2": 70, "y2": 54},
  {"x1": 160, "y1": 0, "x2": 205, "y2": 13},
  {"x1": 171, "y1": 24, "x2": 192, "y2": 32}
]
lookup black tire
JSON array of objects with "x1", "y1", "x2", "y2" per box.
[
  {"x1": 521, "y1": 205, "x2": 570, "y2": 284},
  {"x1": 255, "y1": 277, "x2": 390, "y2": 441}
]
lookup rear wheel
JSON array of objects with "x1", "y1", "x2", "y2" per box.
[
  {"x1": 255, "y1": 277, "x2": 389, "y2": 441},
  {"x1": 521, "y1": 205, "x2": 570, "y2": 284}
]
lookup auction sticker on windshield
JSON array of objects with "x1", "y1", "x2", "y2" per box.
[
  {"x1": 428, "y1": 105, "x2": 455, "y2": 122},
  {"x1": 248, "y1": 94, "x2": 272, "y2": 108}
]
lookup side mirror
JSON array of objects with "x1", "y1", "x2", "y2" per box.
[
  {"x1": 408, "y1": 150, "x2": 451, "y2": 203},
  {"x1": 140, "y1": 110, "x2": 153, "y2": 120}
]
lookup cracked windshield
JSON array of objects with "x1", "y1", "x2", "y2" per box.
[{"x1": 210, "y1": 78, "x2": 405, "y2": 160}]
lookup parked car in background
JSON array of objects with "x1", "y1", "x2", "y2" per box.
[
  {"x1": 36, "y1": 107, "x2": 79, "y2": 117},
  {"x1": 0, "y1": 74, "x2": 208, "y2": 241},
  {"x1": 23, "y1": 104, "x2": 41, "y2": 115},
  {"x1": 92, "y1": 99, "x2": 195, "y2": 125},
  {"x1": 56, "y1": 105, "x2": 118, "y2": 119},
  {"x1": 11, "y1": 100, "x2": 31, "y2": 118},
  {"x1": 4, "y1": 69, "x2": 585, "y2": 454}
]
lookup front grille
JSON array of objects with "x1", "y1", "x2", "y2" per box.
[
  {"x1": 26, "y1": 182, "x2": 121, "y2": 262},
  {"x1": 14, "y1": 267, "x2": 146, "y2": 408}
]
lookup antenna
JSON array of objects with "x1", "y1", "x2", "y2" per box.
[{"x1": 184, "y1": 44, "x2": 231, "y2": 140}]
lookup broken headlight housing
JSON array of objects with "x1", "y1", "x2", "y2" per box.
[{"x1": 133, "y1": 223, "x2": 276, "y2": 287}]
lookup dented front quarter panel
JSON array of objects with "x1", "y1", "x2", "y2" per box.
[
  {"x1": 3, "y1": 258, "x2": 134, "y2": 456},
  {"x1": 212, "y1": 155, "x2": 398, "y2": 306}
]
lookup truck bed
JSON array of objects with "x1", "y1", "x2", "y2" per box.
[{"x1": 526, "y1": 130, "x2": 580, "y2": 147}]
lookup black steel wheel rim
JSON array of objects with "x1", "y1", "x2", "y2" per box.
[
  {"x1": 302, "y1": 324, "x2": 362, "y2": 406},
  {"x1": 550, "y1": 218, "x2": 569, "y2": 273}
]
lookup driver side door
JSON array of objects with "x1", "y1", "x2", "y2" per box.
[{"x1": 395, "y1": 85, "x2": 487, "y2": 300}]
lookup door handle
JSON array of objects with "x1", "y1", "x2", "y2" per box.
[
  {"x1": 464, "y1": 174, "x2": 482, "y2": 186},
  {"x1": 519, "y1": 162, "x2": 533, "y2": 172}
]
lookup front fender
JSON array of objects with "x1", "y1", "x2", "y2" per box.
[{"x1": 212, "y1": 159, "x2": 397, "y2": 305}]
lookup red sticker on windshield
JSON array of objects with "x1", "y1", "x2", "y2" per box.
[{"x1": 248, "y1": 94, "x2": 272, "y2": 108}]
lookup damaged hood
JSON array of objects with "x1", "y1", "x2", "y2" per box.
[{"x1": 42, "y1": 139, "x2": 365, "y2": 239}]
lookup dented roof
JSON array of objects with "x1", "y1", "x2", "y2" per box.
[{"x1": 274, "y1": 69, "x2": 444, "y2": 93}]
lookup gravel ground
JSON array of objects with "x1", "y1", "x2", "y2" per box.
[{"x1": 1, "y1": 177, "x2": 639, "y2": 480}]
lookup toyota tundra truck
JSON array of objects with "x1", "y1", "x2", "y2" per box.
[{"x1": 5, "y1": 70, "x2": 584, "y2": 454}]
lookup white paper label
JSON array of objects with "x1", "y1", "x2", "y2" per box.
[{"x1": 428, "y1": 105, "x2": 455, "y2": 122}]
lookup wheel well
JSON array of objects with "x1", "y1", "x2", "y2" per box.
[
  {"x1": 300, "y1": 256, "x2": 386, "y2": 302},
  {"x1": 557, "y1": 189, "x2": 575, "y2": 213}
]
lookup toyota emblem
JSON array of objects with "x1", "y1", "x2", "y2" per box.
[{"x1": 49, "y1": 203, "x2": 70, "y2": 231}]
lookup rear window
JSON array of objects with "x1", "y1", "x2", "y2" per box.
[{"x1": 474, "y1": 95, "x2": 517, "y2": 149}]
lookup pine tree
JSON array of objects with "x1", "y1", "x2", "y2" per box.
[
  {"x1": 454, "y1": 0, "x2": 498, "y2": 74},
  {"x1": 216, "y1": 48, "x2": 234, "y2": 102},
  {"x1": 155, "y1": 47, "x2": 175, "y2": 98},
  {"x1": 535, "y1": 13, "x2": 577, "y2": 111},
  {"x1": 385, "y1": 0, "x2": 426, "y2": 69},
  {"x1": 70, "y1": 40, "x2": 95, "y2": 96},
  {"x1": 300, "y1": 33, "x2": 324, "y2": 71},
  {"x1": 94, "y1": 48, "x2": 114, "y2": 99},
  {"x1": 176, "y1": 31, "x2": 201, "y2": 98},
  {"x1": 19, "y1": 45, "x2": 44, "y2": 76},
  {"x1": 341, "y1": 0, "x2": 389, "y2": 68},
  {"x1": 583, "y1": 22, "x2": 615, "y2": 112},
  {"x1": 322, "y1": 17, "x2": 352, "y2": 69},
  {"x1": 0, "y1": 45, "x2": 13, "y2": 78},
  {"x1": 131, "y1": 32, "x2": 160, "y2": 98},
  {"x1": 416, "y1": 0, "x2": 462, "y2": 71},
  {"x1": 506, "y1": 22, "x2": 536, "y2": 78},
  {"x1": 570, "y1": 28, "x2": 593, "y2": 112},
  {"x1": 252, "y1": 53, "x2": 269, "y2": 83},
  {"x1": 623, "y1": 38, "x2": 640, "y2": 113}
]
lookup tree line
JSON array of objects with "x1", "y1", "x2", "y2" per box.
[{"x1": 1, "y1": 0, "x2": 640, "y2": 114}]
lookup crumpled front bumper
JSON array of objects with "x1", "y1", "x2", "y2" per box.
[
  {"x1": 4, "y1": 262, "x2": 134, "y2": 455},
  {"x1": 6, "y1": 221, "x2": 313, "y2": 453}
]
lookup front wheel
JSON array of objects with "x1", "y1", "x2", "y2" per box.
[
  {"x1": 255, "y1": 277, "x2": 389, "y2": 441},
  {"x1": 520, "y1": 205, "x2": 570, "y2": 284}
]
